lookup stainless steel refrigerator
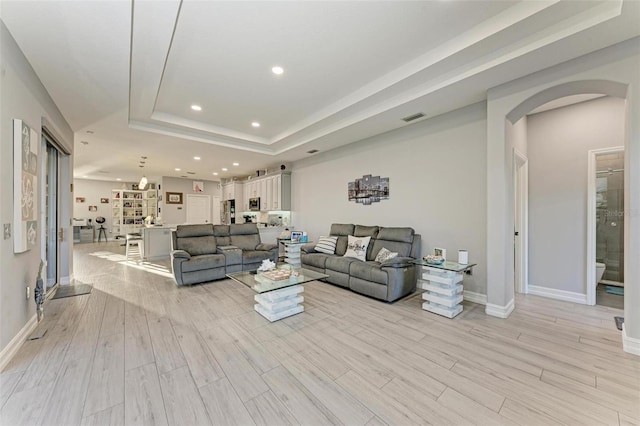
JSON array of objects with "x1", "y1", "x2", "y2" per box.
[{"x1": 220, "y1": 199, "x2": 236, "y2": 224}]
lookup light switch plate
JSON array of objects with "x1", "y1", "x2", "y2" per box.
[{"x1": 3, "y1": 223, "x2": 11, "y2": 239}]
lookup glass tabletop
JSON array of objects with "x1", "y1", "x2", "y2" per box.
[
  {"x1": 227, "y1": 264, "x2": 328, "y2": 294},
  {"x1": 410, "y1": 259, "x2": 477, "y2": 272}
]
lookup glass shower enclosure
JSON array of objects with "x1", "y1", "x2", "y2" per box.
[{"x1": 595, "y1": 152, "x2": 624, "y2": 284}]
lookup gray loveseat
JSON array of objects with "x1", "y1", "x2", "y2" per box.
[
  {"x1": 171, "y1": 223, "x2": 278, "y2": 286},
  {"x1": 301, "y1": 224, "x2": 421, "y2": 302}
]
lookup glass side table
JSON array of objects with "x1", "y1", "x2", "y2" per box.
[{"x1": 410, "y1": 259, "x2": 477, "y2": 318}]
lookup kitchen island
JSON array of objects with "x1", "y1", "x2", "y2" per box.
[{"x1": 141, "y1": 225, "x2": 174, "y2": 260}]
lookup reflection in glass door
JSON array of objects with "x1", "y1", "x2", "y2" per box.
[{"x1": 45, "y1": 139, "x2": 60, "y2": 294}]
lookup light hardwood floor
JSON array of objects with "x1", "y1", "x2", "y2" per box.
[{"x1": 1, "y1": 241, "x2": 638, "y2": 425}]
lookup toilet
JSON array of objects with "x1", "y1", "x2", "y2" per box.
[{"x1": 596, "y1": 262, "x2": 606, "y2": 283}]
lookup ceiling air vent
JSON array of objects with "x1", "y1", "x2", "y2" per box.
[
  {"x1": 402, "y1": 112, "x2": 425, "y2": 123},
  {"x1": 307, "y1": 149, "x2": 319, "y2": 154},
  {"x1": 187, "y1": 171, "x2": 196, "y2": 175}
]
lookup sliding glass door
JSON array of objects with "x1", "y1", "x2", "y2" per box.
[{"x1": 45, "y1": 137, "x2": 60, "y2": 294}]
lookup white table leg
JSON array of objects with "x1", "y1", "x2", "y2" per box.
[{"x1": 254, "y1": 285, "x2": 305, "y2": 322}]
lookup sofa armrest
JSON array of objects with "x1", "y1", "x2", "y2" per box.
[
  {"x1": 381, "y1": 256, "x2": 414, "y2": 268},
  {"x1": 171, "y1": 250, "x2": 191, "y2": 260},
  {"x1": 256, "y1": 243, "x2": 277, "y2": 251},
  {"x1": 301, "y1": 243, "x2": 317, "y2": 254}
]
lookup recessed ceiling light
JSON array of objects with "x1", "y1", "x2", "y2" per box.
[
  {"x1": 175, "y1": 168, "x2": 181, "y2": 171},
  {"x1": 194, "y1": 156, "x2": 201, "y2": 160},
  {"x1": 213, "y1": 172, "x2": 218, "y2": 176},
  {"x1": 251, "y1": 122, "x2": 260, "y2": 128},
  {"x1": 83, "y1": 175, "x2": 88, "y2": 178},
  {"x1": 222, "y1": 168, "x2": 228, "y2": 172},
  {"x1": 80, "y1": 141, "x2": 89, "y2": 145},
  {"x1": 272, "y1": 66, "x2": 284, "y2": 75},
  {"x1": 191, "y1": 104, "x2": 202, "y2": 111},
  {"x1": 233, "y1": 162, "x2": 239, "y2": 166},
  {"x1": 116, "y1": 178, "x2": 122, "y2": 181}
]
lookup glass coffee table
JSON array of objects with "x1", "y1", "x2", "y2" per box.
[{"x1": 226, "y1": 265, "x2": 328, "y2": 322}]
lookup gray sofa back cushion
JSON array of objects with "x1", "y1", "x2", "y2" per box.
[
  {"x1": 176, "y1": 235, "x2": 218, "y2": 256},
  {"x1": 330, "y1": 224, "x2": 354, "y2": 256},
  {"x1": 230, "y1": 223, "x2": 259, "y2": 235},
  {"x1": 354, "y1": 225, "x2": 379, "y2": 238},
  {"x1": 213, "y1": 225, "x2": 230, "y2": 236},
  {"x1": 355, "y1": 225, "x2": 379, "y2": 260},
  {"x1": 230, "y1": 234, "x2": 260, "y2": 251},
  {"x1": 377, "y1": 227, "x2": 414, "y2": 243},
  {"x1": 176, "y1": 224, "x2": 214, "y2": 238},
  {"x1": 371, "y1": 227, "x2": 415, "y2": 259}
]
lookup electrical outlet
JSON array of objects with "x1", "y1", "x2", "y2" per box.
[{"x1": 26, "y1": 286, "x2": 30, "y2": 299}]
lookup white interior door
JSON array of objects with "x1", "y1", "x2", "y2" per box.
[{"x1": 186, "y1": 194, "x2": 211, "y2": 224}]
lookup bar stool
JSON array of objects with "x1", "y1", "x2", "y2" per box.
[
  {"x1": 125, "y1": 233, "x2": 143, "y2": 261},
  {"x1": 95, "y1": 217, "x2": 107, "y2": 242}
]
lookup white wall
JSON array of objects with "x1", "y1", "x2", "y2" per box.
[
  {"x1": 160, "y1": 176, "x2": 221, "y2": 225},
  {"x1": 72, "y1": 179, "x2": 138, "y2": 236},
  {"x1": 292, "y1": 103, "x2": 488, "y2": 295},
  {"x1": 527, "y1": 96, "x2": 625, "y2": 295},
  {"x1": 0, "y1": 22, "x2": 73, "y2": 353}
]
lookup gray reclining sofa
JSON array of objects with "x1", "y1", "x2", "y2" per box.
[
  {"x1": 301, "y1": 224, "x2": 421, "y2": 302},
  {"x1": 171, "y1": 223, "x2": 278, "y2": 285}
]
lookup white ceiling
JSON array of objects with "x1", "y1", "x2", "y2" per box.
[{"x1": 2, "y1": 0, "x2": 639, "y2": 183}]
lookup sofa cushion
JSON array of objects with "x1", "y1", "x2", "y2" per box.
[
  {"x1": 330, "y1": 223, "x2": 355, "y2": 236},
  {"x1": 370, "y1": 227, "x2": 415, "y2": 259},
  {"x1": 377, "y1": 227, "x2": 414, "y2": 243},
  {"x1": 343, "y1": 235, "x2": 371, "y2": 262},
  {"x1": 315, "y1": 236, "x2": 338, "y2": 254},
  {"x1": 243, "y1": 250, "x2": 272, "y2": 265},
  {"x1": 213, "y1": 225, "x2": 230, "y2": 236},
  {"x1": 301, "y1": 253, "x2": 329, "y2": 270},
  {"x1": 326, "y1": 256, "x2": 359, "y2": 274},
  {"x1": 176, "y1": 236, "x2": 217, "y2": 256},
  {"x1": 176, "y1": 224, "x2": 214, "y2": 238},
  {"x1": 375, "y1": 247, "x2": 398, "y2": 263},
  {"x1": 371, "y1": 239, "x2": 412, "y2": 259},
  {"x1": 330, "y1": 224, "x2": 354, "y2": 256},
  {"x1": 230, "y1": 223, "x2": 259, "y2": 235},
  {"x1": 181, "y1": 254, "x2": 226, "y2": 272},
  {"x1": 230, "y1": 234, "x2": 260, "y2": 250},
  {"x1": 350, "y1": 261, "x2": 388, "y2": 285},
  {"x1": 355, "y1": 226, "x2": 379, "y2": 259},
  {"x1": 354, "y1": 225, "x2": 379, "y2": 238}
]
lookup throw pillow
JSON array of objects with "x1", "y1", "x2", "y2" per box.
[
  {"x1": 343, "y1": 235, "x2": 371, "y2": 262},
  {"x1": 375, "y1": 247, "x2": 398, "y2": 263},
  {"x1": 315, "y1": 236, "x2": 338, "y2": 254}
]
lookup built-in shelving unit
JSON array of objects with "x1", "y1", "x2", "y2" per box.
[{"x1": 111, "y1": 189, "x2": 157, "y2": 236}]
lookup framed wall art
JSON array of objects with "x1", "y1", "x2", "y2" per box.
[
  {"x1": 13, "y1": 119, "x2": 38, "y2": 253},
  {"x1": 347, "y1": 174, "x2": 389, "y2": 205},
  {"x1": 166, "y1": 192, "x2": 183, "y2": 204}
]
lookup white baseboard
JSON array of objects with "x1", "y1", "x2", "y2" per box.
[
  {"x1": 622, "y1": 324, "x2": 640, "y2": 356},
  {"x1": 0, "y1": 314, "x2": 38, "y2": 372},
  {"x1": 464, "y1": 290, "x2": 487, "y2": 305},
  {"x1": 485, "y1": 298, "x2": 515, "y2": 318},
  {"x1": 528, "y1": 285, "x2": 587, "y2": 305}
]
